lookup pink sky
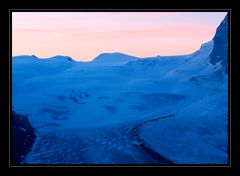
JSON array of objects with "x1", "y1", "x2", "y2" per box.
[{"x1": 12, "y1": 12, "x2": 227, "y2": 61}]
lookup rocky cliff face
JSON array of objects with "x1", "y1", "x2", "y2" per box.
[
  {"x1": 11, "y1": 111, "x2": 36, "y2": 164},
  {"x1": 209, "y1": 14, "x2": 228, "y2": 74}
]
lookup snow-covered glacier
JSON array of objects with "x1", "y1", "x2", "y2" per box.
[{"x1": 12, "y1": 15, "x2": 228, "y2": 164}]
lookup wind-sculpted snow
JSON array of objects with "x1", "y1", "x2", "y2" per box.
[
  {"x1": 12, "y1": 15, "x2": 228, "y2": 164},
  {"x1": 23, "y1": 119, "x2": 173, "y2": 164},
  {"x1": 139, "y1": 91, "x2": 228, "y2": 164}
]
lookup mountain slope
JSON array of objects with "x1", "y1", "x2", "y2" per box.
[
  {"x1": 136, "y1": 15, "x2": 228, "y2": 164},
  {"x1": 209, "y1": 15, "x2": 228, "y2": 74}
]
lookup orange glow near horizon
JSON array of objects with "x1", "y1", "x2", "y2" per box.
[{"x1": 12, "y1": 12, "x2": 227, "y2": 61}]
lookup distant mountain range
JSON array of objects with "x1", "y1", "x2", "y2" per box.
[{"x1": 13, "y1": 14, "x2": 228, "y2": 72}]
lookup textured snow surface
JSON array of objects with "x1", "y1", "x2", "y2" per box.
[{"x1": 12, "y1": 17, "x2": 228, "y2": 164}]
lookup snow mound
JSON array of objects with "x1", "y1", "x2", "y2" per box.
[{"x1": 90, "y1": 52, "x2": 139, "y2": 66}]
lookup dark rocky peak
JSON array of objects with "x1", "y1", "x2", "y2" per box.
[{"x1": 209, "y1": 14, "x2": 228, "y2": 74}]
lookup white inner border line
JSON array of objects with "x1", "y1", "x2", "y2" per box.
[{"x1": 9, "y1": 9, "x2": 231, "y2": 167}]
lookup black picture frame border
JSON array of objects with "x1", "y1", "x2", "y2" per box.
[{"x1": 1, "y1": 0, "x2": 239, "y2": 176}]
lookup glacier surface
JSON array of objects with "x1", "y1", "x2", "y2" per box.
[{"x1": 12, "y1": 15, "x2": 228, "y2": 164}]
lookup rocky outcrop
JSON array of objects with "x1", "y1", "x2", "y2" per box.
[
  {"x1": 11, "y1": 110, "x2": 36, "y2": 164},
  {"x1": 209, "y1": 14, "x2": 228, "y2": 74}
]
